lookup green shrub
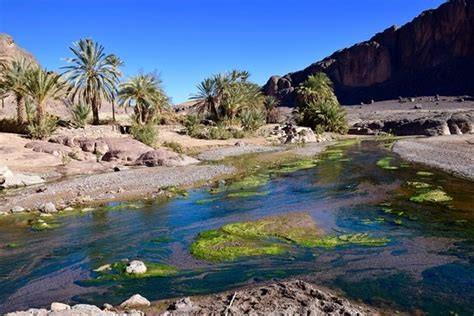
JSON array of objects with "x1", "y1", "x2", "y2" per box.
[
  {"x1": 28, "y1": 116, "x2": 58, "y2": 139},
  {"x1": 240, "y1": 108, "x2": 265, "y2": 132},
  {"x1": 208, "y1": 125, "x2": 233, "y2": 140},
  {"x1": 70, "y1": 103, "x2": 91, "y2": 128},
  {"x1": 131, "y1": 123, "x2": 157, "y2": 147},
  {"x1": 163, "y1": 141, "x2": 184, "y2": 154},
  {"x1": 295, "y1": 72, "x2": 348, "y2": 134},
  {"x1": 297, "y1": 101, "x2": 348, "y2": 134},
  {"x1": 184, "y1": 115, "x2": 200, "y2": 135}
]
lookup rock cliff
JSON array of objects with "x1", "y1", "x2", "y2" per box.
[{"x1": 264, "y1": 0, "x2": 474, "y2": 105}]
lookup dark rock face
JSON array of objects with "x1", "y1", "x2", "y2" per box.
[
  {"x1": 351, "y1": 111, "x2": 473, "y2": 136},
  {"x1": 264, "y1": 0, "x2": 474, "y2": 105}
]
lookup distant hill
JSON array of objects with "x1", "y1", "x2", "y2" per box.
[
  {"x1": 0, "y1": 33, "x2": 37, "y2": 64},
  {"x1": 263, "y1": 0, "x2": 474, "y2": 105}
]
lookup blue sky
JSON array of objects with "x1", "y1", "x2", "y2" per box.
[{"x1": 1, "y1": 0, "x2": 445, "y2": 104}]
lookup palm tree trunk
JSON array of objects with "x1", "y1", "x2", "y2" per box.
[
  {"x1": 92, "y1": 97, "x2": 100, "y2": 125},
  {"x1": 36, "y1": 101, "x2": 45, "y2": 124},
  {"x1": 112, "y1": 99, "x2": 116, "y2": 122},
  {"x1": 16, "y1": 95, "x2": 27, "y2": 124}
]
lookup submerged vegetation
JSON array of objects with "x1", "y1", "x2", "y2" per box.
[
  {"x1": 410, "y1": 189, "x2": 453, "y2": 203},
  {"x1": 92, "y1": 261, "x2": 178, "y2": 281},
  {"x1": 191, "y1": 213, "x2": 389, "y2": 262},
  {"x1": 376, "y1": 157, "x2": 399, "y2": 170}
]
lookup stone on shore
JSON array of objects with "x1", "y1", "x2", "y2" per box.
[
  {"x1": 11, "y1": 206, "x2": 25, "y2": 213},
  {"x1": 0, "y1": 165, "x2": 45, "y2": 189},
  {"x1": 126, "y1": 260, "x2": 147, "y2": 274},
  {"x1": 135, "y1": 149, "x2": 199, "y2": 167},
  {"x1": 120, "y1": 294, "x2": 151, "y2": 309},
  {"x1": 40, "y1": 202, "x2": 57, "y2": 214},
  {"x1": 50, "y1": 302, "x2": 70, "y2": 311}
]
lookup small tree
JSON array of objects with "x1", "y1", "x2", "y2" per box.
[
  {"x1": 24, "y1": 68, "x2": 65, "y2": 124},
  {"x1": 263, "y1": 95, "x2": 281, "y2": 123},
  {"x1": 118, "y1": 73, "x2": 168, "y2": 125},
  {"x1": 295, "y1": 73, "x2": 347, "y2": 134}
]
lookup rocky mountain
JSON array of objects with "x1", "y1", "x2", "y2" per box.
[
  {"x1": 0, "y1": 33, "x2": 36, "y2": 64},
  {"x1": 264, "y1": 0, "x2": 474, "y2": 105}
]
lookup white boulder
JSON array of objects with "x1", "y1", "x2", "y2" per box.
[
  {"x1": 120, "y1": 294, "x2": 151, "y2": 309},
  {"x1": 126, "y1": 260, "x2": 147, "y2": 274}
]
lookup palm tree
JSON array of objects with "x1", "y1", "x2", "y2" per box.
[
  {"x1": 24, "y1": 68, "x2": 65, "y2": 123},
  {"x1": 62, "y1": 38, "x2": 121, "y2": 125},
  {"x1": 296, "y1": 72, "x2": 338, "y2": 105},
  {"x1": 118, "y1": 73, "x2": 168, "y2": 125},
  {"x1": 105, "y1": 55, "x2": 124, "y2": 122},
  {"x1": 189, "y1": 70, "x2": 252, "y2": 121},
  {"x1": 0, "y1": 58, "x2": 34, "y2": 123}
]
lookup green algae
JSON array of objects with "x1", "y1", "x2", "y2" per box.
[
  {"x1": 94, "y1": 261, "x2": 178, "y2": 281},
  {"x1": 30, "y1": 217, "x2": 60, "y2": 231},
  {"x1": 410, "y1": 189, "x2": 453, "y2": 203},
  {"x1": 269, "y1": 159, "x2": 319, "y2": 174},
  {"x1": 417, "y1": 171, "x2": 434, "y2": 177},
  {"x1": 163, "y1": 186, "x2": 189, "y2": 197},
  {"x1": 330, "y1": 138, "x2": 360, "y2": 149},
  {"x1": 190, "y1": 229, "x2": 286, "y2": 262},
  {"x1": 227, "y1": 191, "x2": 269, "y2": 198},
  {"x1": 301, "y1": 233, "x2": 390, "y2": 248},
  {"x1": 191, "y1": 213, "x2": 390, "y2": 262},
  {"x1": 227, "y1": 174, "x2": 270, "y2": 191},
  {"x1": 376, "y1": 157, "x2": 398, "y2": 170},
  {"x1": 4, "y1": 242, "x2": 20, "y2": 249},
  {"x1": 195, "y1": 197, "x2": 220, "y2": 205},
  {"x1": 407, "y1": 181, "x2": 432, "y2": 189},
  {"x1": 151, "y1": 236, "x2": 172, "y2": 243}
]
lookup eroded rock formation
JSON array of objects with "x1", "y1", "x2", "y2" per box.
[{"x1": 264, "y1": 0, "x2": 474, "y2": 105}]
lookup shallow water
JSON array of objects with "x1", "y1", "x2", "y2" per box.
[{"x1": 0, "y1": 141, "x2": 473, "y2": 315}]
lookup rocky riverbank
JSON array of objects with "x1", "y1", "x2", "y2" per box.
[
  {"x1": 393, "y1": 134, "x2": 474, "y2": 181},
  {"x1": 6, "y1": 280, "x2": 383, "y2": 316}
]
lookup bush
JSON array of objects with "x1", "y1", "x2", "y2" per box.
[
  {"x1": 28, "y1": 116, "x2": 58, "y2": 139},
  {"x1": 208, "y1": 125, "x2": 233, "y2": 140},
  {"x1": 131, "y1": 123, "x2": 158, "y2": 147},
  {"x1": 240, "y1": 108, "x2": 265, "y2": 132},
  {"x1": 184, "y1": 115, "x2": 200, "y2": 135},
  {"x1": 70, "y1": 103, "x2": 91, "y2": 128},
  {"x1": 297, "y1": 100, "x2": 348, "y2": 134},
  {"x1": 162, "y1": 141, "x2": 184, "y2": 154}
]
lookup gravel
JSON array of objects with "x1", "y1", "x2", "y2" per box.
[
  {"x1": 197, "y1": 145, "x2": 284, "y2": 161},
  {"x1": 393, "y1": 135, "x2": 474, "y2": 181},
  {"x1": 0, "y1": 164, "x2": 235, "y2": 213}
]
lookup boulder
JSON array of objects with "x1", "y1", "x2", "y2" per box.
[
  {"x1": 120, "y1": 294, "x2": 151, "y2": 309},
  {"x1": 126, "y1": 260, "x2": 147, "y2": 274},
  {"x1": 102, "y1": 138, "x2": 153, "y2": 162},
  {"x1": 40, "y1": 202, "x2": 57, "y2": 214},
  {"x1": 135, "y1": 149, "x2": 199, "y2": 167},
  {"x1": 71, "y1": 304, "x2": 102, "y2": 313},
  {"x1": 11, "y1": 206, "x2": 25, "y2": 213},
  {"x1": 0, "y1": 165, "x2": 44, "y2": 189},
  {"x1": 25, "y1": 141, "x2": 71, "y2": 157},
  {"x1": 267, "y1": 123, "x2": 317, "y2": 144},
  {"x1": 50, "y1": 302, "x2": 70, "y2": 312}
]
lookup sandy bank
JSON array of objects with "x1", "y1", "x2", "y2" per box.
[{"x1": 393, "y1": 135, "x2": 474, "y2": 181}]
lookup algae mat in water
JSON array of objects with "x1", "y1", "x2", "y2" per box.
[
  {"x1": 89, "y1": 261, "x2": 178, "y2": 282},
  {"x1": 191, "y1": 212, "x2": 389, "y2": 262}
]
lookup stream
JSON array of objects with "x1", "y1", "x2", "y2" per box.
[{"x1": 0, "y1": 141, "x2": 473, "y2": 315}]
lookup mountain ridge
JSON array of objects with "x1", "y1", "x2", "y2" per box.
[{"x1": 263, "y1": 0, "x2": 474, "y2": 105}]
